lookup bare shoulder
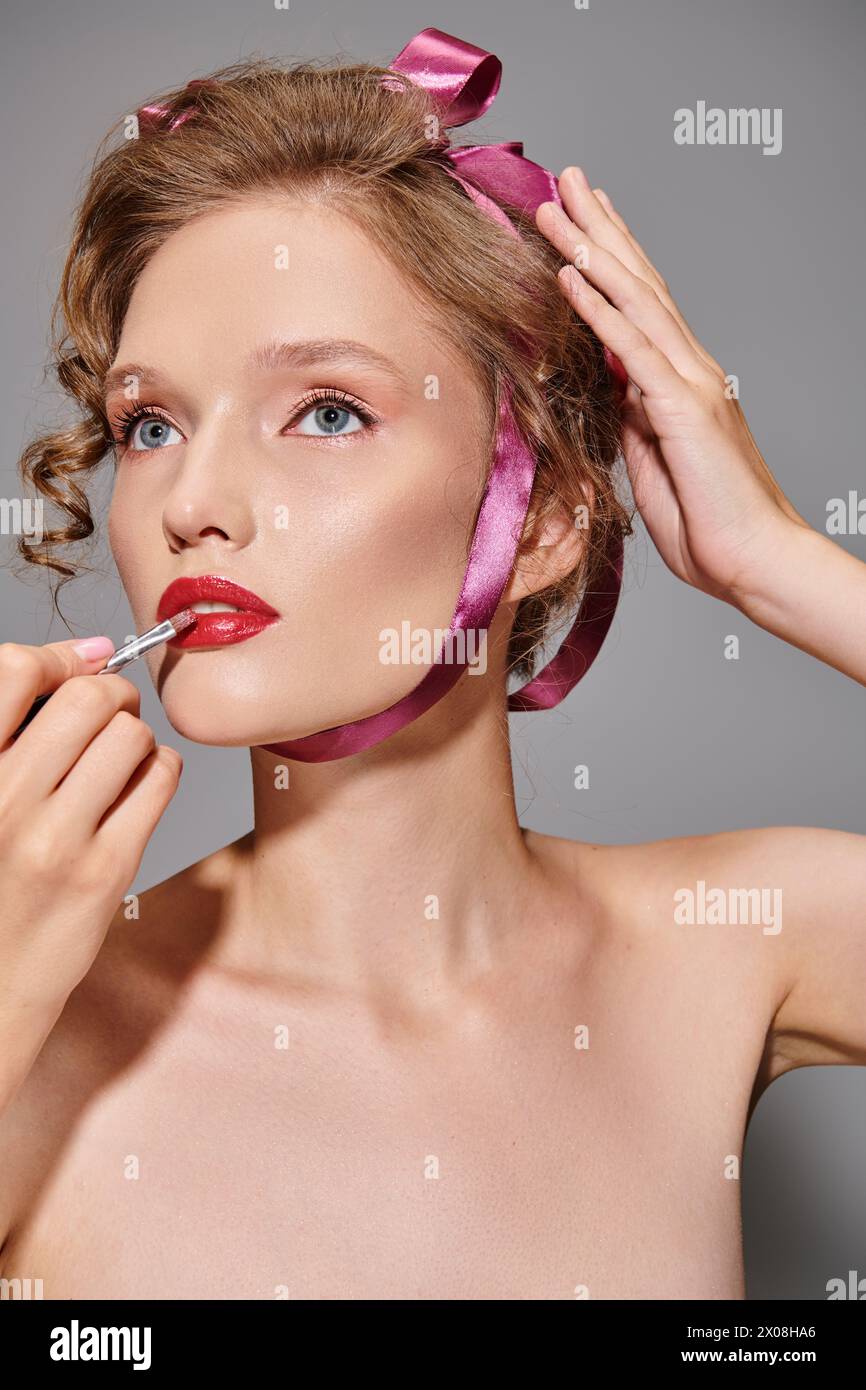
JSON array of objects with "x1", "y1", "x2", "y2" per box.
[
  {"x1": 0, "y1": 832, "x2": 247, "y2": 1262},
  {"x1": 527, "y1": 821, "x2": 860, "y2": 940},
  {"x1": 526, "y1": 821, "x2": 866, "y2": 1077}
]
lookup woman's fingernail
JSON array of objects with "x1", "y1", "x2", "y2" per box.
[
  {"x1": 546, "y1": 203, "x2": 573, "y2": 233},
  {"x1": 71, "y1": 635, "x2": 115, "y2": 661}
]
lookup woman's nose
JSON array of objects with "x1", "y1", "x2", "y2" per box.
[{"x1": 160, "y1": 421, "x2": 257, "y2": 553}]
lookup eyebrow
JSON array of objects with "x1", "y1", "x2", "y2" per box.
[{"x1": 101, "y1": 338, "x2": 409, "y2": 403}]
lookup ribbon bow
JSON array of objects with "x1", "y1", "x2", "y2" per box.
[{"x1": 384, "y1": 28, "x2": 629, "y2": 398}]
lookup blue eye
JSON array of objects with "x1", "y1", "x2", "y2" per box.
[
  {"x1": 297, "y1": 402, "x2": 363, "y2": 436},
  {"x1": 129, "y1": 416, "x2": 184, "y2": 451},
  {"x1": 294, "y1": 391, "x2": 375, "y2": 437},
  {"x1": 111, "y1": 405, "x2": 183, "y2": 452}
]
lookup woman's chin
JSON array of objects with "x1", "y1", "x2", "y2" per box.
[
  {"x1": 156, "y1": 665, "x2": 428, "y2": 748},
  {"x1": 157, "y1": 699, "x2": 363, "y2": 749}
]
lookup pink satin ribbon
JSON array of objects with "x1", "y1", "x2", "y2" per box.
[
  {"x1": 137, "y1": 78, "x2": 212, "y2": 134},
  {"x1": 135, "y1": 27, "x2": 627, "y2": 762},
  {"x1": 265, "y1": 28, "x2": 625, "y2": 759}
]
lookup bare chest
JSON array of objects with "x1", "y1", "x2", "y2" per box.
[{"x1": 4, "y1": 970, "x2": 759, "y2": 1300}]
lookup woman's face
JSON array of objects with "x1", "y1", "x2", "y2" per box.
[{"x1": 106, "y1": 197, "x2": 499, "y2": 747}]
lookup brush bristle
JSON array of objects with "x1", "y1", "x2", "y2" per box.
[{"x1": 170, "y1": 607, "x2": 198, "y2": 634}]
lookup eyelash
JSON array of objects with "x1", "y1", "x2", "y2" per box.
[
  {"x1": 109, "y1": 403, "x2": 175, "y2": 448},
  {"x1": 290, "y1": 388, "x2": 379, "y2": 432},
  {"x1": 107, "y1": 388, "x2": 380, "y2": 449}
]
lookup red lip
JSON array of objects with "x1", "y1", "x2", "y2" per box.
[{"x1": 157, "y1": 575, "x2": 280, "y2": 649}]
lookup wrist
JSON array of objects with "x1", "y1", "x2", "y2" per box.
[{"x1": 731, "y1": 516, "x2": 825, "y2": 634}]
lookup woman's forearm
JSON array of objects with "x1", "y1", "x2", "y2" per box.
[{"x1": 737, "y1": 520, "x2": 866, "y2": 688}]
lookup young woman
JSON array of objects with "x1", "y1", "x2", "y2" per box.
[{"x1": 0, "y1": 27, "x2": 863, "y2": 1300}]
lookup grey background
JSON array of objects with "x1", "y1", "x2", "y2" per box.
[{"x1": 2, "y1": 0, "x2": 864, "y2": 1300}]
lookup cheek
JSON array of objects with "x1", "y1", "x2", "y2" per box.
[
  {"x1": 277, "y1": 446, "x2": 481, "y2": 659},
  {"x1": 107, "y1": 481, "x2": 156, "y2": 626}
]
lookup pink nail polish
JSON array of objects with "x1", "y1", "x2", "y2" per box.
[{"x1": 72, "y1": 635, "x2": 115, "y2": 660}]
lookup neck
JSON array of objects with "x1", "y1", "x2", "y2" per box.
[{"x1": 211, "y1": 689, "x2": 548, "y2": 1009}]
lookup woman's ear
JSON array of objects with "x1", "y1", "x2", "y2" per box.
[{"x1": 502, "y1": 495, "x2": 592, "y2": 604}]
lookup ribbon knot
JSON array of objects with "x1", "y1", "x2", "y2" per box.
[
  {"x1": 384, "y1": 29, "x2": 628, "y2": 398},
  {"x1": 385, "y1": 29, "x2": 561, "y2": 243}
]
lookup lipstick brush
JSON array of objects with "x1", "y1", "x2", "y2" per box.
[{"x1": 10, "y1": 608, "x2": 198, "y2": 741}]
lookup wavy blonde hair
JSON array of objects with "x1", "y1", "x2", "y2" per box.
[{"x1": 15, "y1": 51, "x2": 632, "y2": 681}]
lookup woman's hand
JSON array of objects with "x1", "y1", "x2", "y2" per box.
[
  {"x1": 536, "y1": 166, "x2": 866, "y2": 688},
  {"x1": 536, "y1": 165, "x2": 809, "y2": 608},
  {"x1": 0, "y1": 637, "x2": 182, "y2": 1107}
]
